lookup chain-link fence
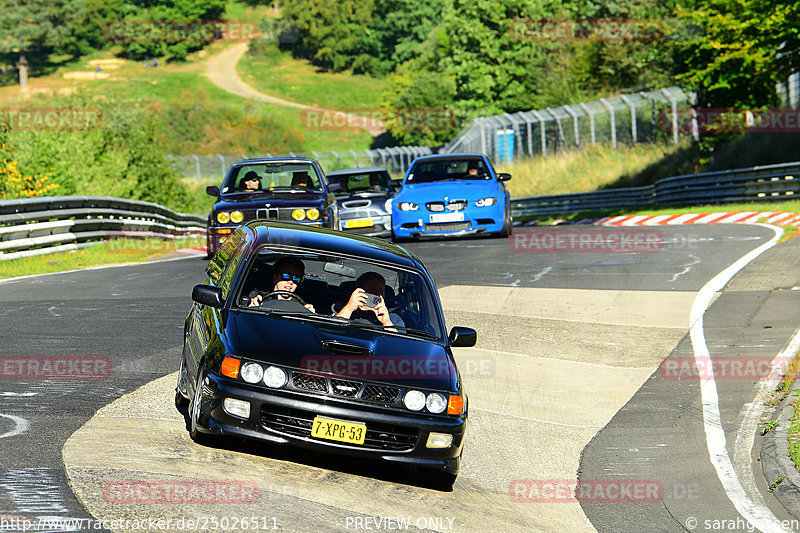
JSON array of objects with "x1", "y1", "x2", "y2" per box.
[
  {"x1": 169, "y1": 146, "x2": 434, "y2": 182},
  {"x1": 443, "y1": 87, "x2": 694, "y2": 162}
]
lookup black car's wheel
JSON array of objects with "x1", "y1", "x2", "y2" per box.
[
  {"x1": 175, "y1": 358, "x2": 189, "y2": 409},
  {"x1": 189, "y1": 365, "x2": 212, "y2": 444}
]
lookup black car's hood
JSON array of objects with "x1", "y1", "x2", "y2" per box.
[{"x1": 230, "y1": 309, "x2": 454, "y2": 390}]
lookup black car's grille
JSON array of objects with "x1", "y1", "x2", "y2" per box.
[
  {"x1": 331, "y1": 379, "x2": 362, "y2": 398},
  {"x1": 424, "y1": 222, "x2": 472, "y2": 232},
  {"x1": 260, "y1": 405, "x2": 418, "y2": 451},
  {"x1": 362, "y1": 385, "x2": 400, "y2": 404},
  {"x1": 292, "y1": 372, "x2": 328, "y2": 393}
]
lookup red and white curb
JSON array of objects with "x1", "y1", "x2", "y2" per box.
[
  {"x1": 596, "y1": 212, "x2": 800, "y2": 227},
  {"x1": 176, "y1": 247, "x2": 207, "y2": 255}
]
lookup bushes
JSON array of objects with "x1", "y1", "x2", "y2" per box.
[{"x1": 2, "y1": 97, "x2": 191, "y2": 211}]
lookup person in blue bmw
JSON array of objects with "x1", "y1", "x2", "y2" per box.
[
  {"x1": 248, "y1": 256, "x2": 316, "y2": 312},
  {"x1": 337, "y1": 272, "x2": 404, "y2": 330}
]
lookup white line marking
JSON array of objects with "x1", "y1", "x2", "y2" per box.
[
  {"x1": 0, "y1": 254, "x2": 197, "y2": 284},
  {"x1": 734, "y1": 328, "x2": 800, "y2": 527},
  {"x1": 690, "y1": 223, "x2": 787, "y2": 533},
  {"x1": 694, "y1": 212, "x2": 730, "y2": 224},
  {"x1": 0, "y1": 413, "x2": 30, "y2": 439},
  {"x1": 0, "y1": 392, "x2": 37, "y2": 397},
  {"x1": 472, "y1": 407, "x2": 602, "y2": 429}
]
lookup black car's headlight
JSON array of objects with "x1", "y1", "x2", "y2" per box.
[
  {"x1": 216, "y1": 212, "x2": 231, "y2": 224},
  {"x1": 240, "y1": 362, "x2": 264, "y2": 384},
  {"x1": 404, "y1": 390, "x2": 453, "y2": 414},
  {"x1": 263, "y1": 366, "x2": 288, "y2": 388}
]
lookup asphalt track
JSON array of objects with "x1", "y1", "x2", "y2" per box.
[{"x1": 1, "y1": 224, "x2": 798, "y2": 532}]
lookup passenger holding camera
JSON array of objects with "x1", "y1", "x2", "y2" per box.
[{"x1": 337, "y1": 272, "x2": 404, "y2": 329}]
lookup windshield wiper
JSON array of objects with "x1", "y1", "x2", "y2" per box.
[{"x1": 353, "y1": 323, "x2": 439, "y2": 339}]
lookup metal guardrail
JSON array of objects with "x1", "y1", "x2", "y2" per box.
[
  {"x1": 511, "y1": 161, "x2": 800, "y2": 218},
  {"x1": 170, "y1": 146, "x2": 434, "y2": 182},
  {"x1": 0, "y1": 196, "x2": 206, "y2": 260}
]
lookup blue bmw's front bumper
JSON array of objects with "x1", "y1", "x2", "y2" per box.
[{"x1": 392, "y1": 204, "x2": 505, "y2": 238}]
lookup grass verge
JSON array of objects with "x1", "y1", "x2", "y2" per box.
[{"x1": 0, "y1": 236, "x2": 205, "y2": 280}]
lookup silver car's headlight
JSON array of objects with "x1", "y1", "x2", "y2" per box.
[{"x1": 384, "y1": 199, "x2": 393, "y2": 213}]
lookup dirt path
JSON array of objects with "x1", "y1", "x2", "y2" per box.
[{"x1": 205, "y1": 43, "x2": 384, "y2": 135}]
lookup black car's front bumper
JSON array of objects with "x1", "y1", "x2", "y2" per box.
[{"x1": 195, "y1": 371, "x2": 466, "y2": 474}]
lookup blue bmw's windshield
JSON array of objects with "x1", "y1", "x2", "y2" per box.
[{"x1": 406, "y1": 158, "x2": 491, "y2": 183}]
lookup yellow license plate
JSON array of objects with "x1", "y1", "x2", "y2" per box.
[
  {"x1": 343, "y1": 218, "x2": 373, "y2": 229},
  {"x1": 311, "y1": 416, "x2": 366, "y2": 445}
]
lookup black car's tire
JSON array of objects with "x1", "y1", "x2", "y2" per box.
[
  {"x1": 175, "y1": 358, "x2": 189, "y2": 409},
  {"x1": 189, "y1": 365, "x2": 212, "y2": 444}
]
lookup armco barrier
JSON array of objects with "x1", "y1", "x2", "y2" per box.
[
  {"x1": 0, "y1": 196, "x2": 206, "y2": 260},
  {"x1": 511, "y1": 161, "x2": 800, "y2": 218}
]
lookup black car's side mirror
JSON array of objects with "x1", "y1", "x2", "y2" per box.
[
  {"x1": 389, "y1": 180, "x2": 402, "y2": 191},
  {"x1": 206, "y1": 185, "x2": 220, "y2": 197},
  {"x1": 449, "y1": 326, "x2": 477, "y2": 347},
  {"x1": 497, "y1": 173, "x2": 512, "y2": 182},
  {"x1": 192, "y1": 284, "x2": 224, "y2": 309}
]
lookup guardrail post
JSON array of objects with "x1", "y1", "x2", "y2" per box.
[
  {"x1": 599, "y1": 98, "x2": 617, "y2": 149},
  {"x1": 478, "y1": 118, "x2": 487, "y2": 155},
  {"x1": 545, "y1": 108, "x2": 565, "y2": 152},
  {"x1": 579, "y1": 103, "x2": 596, "y2": 146},
  {"x1": 660, "y1": 88, "x2": 679, "y2": 145},
  {"x1": 350, "y1": 149, "x2": 358, "y2": 167},
  {"x1": 639, "y1": 92, "x2": 657, "y2": 142},
  {"x1": 191, "y1": 155, "x2": 201, "y2": 181},
  {"x1": 216, "y1": 154, "x2": 226, "y2": 179},
  {"x1": 563, "y1": 105, "x2": 580, "y2": 147},
  {"x1": 620, "y1": 95, "x2": 637, "y2": 144},
  {"x1": 530, "y1": 110, "x2": 547, "y2": 156}
]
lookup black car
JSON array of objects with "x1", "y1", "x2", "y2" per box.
[
  {"x1": 326, "y1": 167, "x2": 399, "y2": 238},
  {"x1": 205, "y1": 158, "x2": 338, "y2": 255},
  {"x1": 176, "y1": 221, "x2": 476, "y2": 487}
]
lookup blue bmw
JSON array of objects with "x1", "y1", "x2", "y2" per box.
[{"x1": 391, "y1": 153, "x2": 512, "y2": 239}]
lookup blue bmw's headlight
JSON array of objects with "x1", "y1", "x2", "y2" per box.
[
  {"x1": 474, "y1": 197, "x2": 497, "y2": 207},
  {"x1": 397, "y1": 202, "x2": 419, "y2": 211}
]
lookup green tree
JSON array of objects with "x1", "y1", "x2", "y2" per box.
[{"x1": 0, "y1": 0, "x2": 72, "y2": 89}]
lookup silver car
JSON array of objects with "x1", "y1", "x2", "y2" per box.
[{"x1": 326, "y1": 167, "x2": 400, "y2": 238}]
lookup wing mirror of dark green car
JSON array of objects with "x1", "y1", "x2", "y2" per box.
[
  {"x1": 192, "y1": 284, "x2": 225, "y2": 308},
  {"x1": 449, "y1": 326, "x2": 477, "y2": 347}
]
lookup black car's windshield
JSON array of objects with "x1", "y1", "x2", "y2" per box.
[
  {"x1": 235, "y1": 247, "x2": 443, "y2": 340},
  {"x1": 327, "y1": 170, "x2": 392, "y2": 196},
  {"x1": 405, "y1": 158, "x2": 492, "y2": 184},
  {"x1": 221, "y1": 162, "x2": 323, "y2": 195}
]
